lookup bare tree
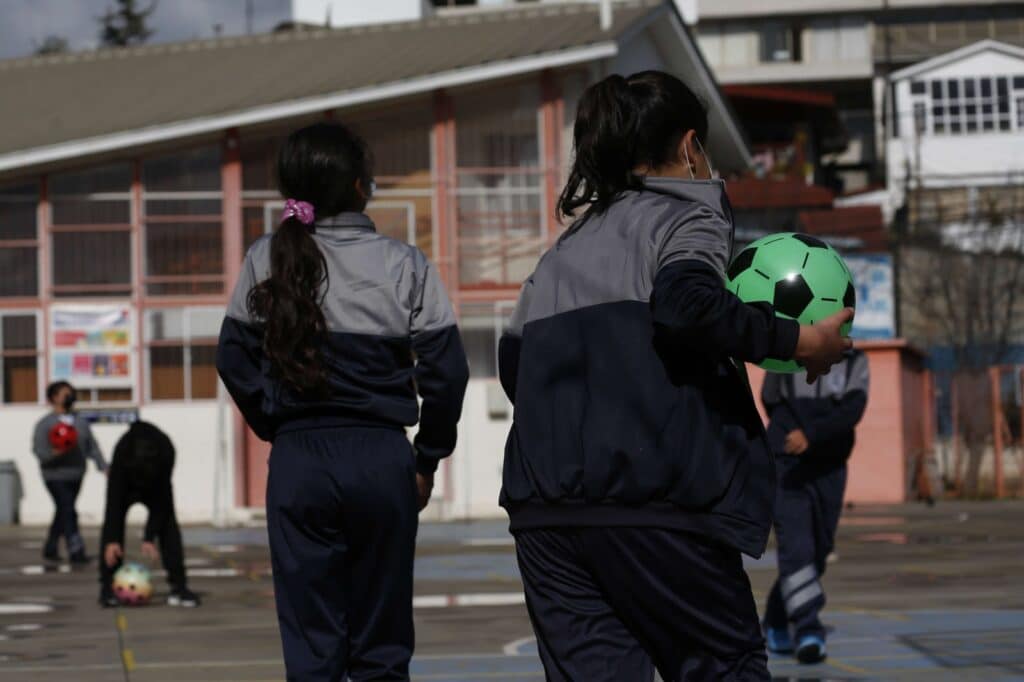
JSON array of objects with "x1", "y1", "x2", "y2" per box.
[{"x1": 898, "y1": 176, "x2": 1024, "y2": 496}]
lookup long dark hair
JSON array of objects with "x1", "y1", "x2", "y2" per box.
[
  {"x1": 558, "y1": 70, "x2": 708, "y2": 220},
  {"x1": 247, "y1": 122, "x2": 373, "y2": 397}
]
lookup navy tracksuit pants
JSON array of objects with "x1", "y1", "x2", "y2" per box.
[
  {"x1": 43, "y1": 477, "x2": 84, "y2": 557},
  {"x1": 266, "y1": 426, "x2": 419, "y2": 682},
  {"x1": 515, "y1": 527, "x2": 769, "y2": 681},
  {"x1": 764, "y1": 457, "x2": 848, "y2": 640}
]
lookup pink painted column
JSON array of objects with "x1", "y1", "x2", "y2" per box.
[
  {"x1": 221, "y1": 128, "x2": 249, "y2": 507},
  {"x1": 540, "y1": 70, "x2": 562, "y2": 242},
  {"x1": 432, "y1": 90, "x2": 457, "y2": 503},
  {"x1": 38, "y1": 175, "x2": 51, "y2": 394},
  {"x1": 131, "y1": 161, "x2": 145, "y2": 404}
]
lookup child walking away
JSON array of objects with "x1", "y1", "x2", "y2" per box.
[
  {"x1": 217, "y1": 122, "x2": 468, "y2": 681},
  {"x1": 761, "y1": 349, "x2": 869, "y2": 663},
  {"x1": 98, "y1": 420, "x2": 199, "y2": 608},
  {"x1": 498, "y1": 71, "x2": 853, "y2": 682},
  {"x1": 32, "y1": 381, "x2": 106, "y2": 564}
]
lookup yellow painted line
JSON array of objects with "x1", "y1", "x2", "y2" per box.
[
  {"x1": 826, "y1": 657, "x2": 869, "y2": 674},
  {"x1": 122, "y1": 648, "x2": 136, "y2": 671},
  {"x1": 116, "y1": 613, "x2": 128, "y2": 632},
  {"x1": 835, "y1": 606, "x2": 910, "y2": 622}
]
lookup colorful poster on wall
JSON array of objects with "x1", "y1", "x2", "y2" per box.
[
  {"x1": 50, "y1": 305, "x2": 133, "y2": 388},
  {"x1": 845, "y1": 254, "x2": 895, "y2": 340}
]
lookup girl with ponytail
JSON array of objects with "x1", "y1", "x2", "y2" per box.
[
  {"x1": 498, "y1": 71, "x2": 852, "y2": 680},
  {"x1": 217, "y1": 122, "x2": 468, "y2": 680}
]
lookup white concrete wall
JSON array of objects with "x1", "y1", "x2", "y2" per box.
[
  {"x1": 696, "y1": 17, "x2": 872, "y2": 84},
  {"x1": 422, "y1": 379, "x2": 511, "y2": 522},
  {"x1": 5, "y1": 401, "x2": 235, "y2": 528},
  {"x1": 291, "y1": 0, "x2": 429, "y2": 28},
  {"x1": 696, "y1": 0, "x2": 1004, "y2": 21}
]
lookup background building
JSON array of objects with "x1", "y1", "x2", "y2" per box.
[{"x1": 0, "y1": 0, "x2": 750, "y2": 525}]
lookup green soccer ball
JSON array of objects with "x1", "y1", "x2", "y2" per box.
[{"x1": 725, "y1": 233, "x2": 855, "y2": 373}]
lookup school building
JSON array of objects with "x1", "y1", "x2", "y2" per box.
[{"x1": 0, "y1": 0, "x2": 929, "y2": 527}]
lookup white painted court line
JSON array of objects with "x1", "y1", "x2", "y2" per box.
[
  {"x1": 0, "y1": 603, "x2": 52, "y2": 615},
  {"x1": 502, "y1": 635, "x2": 535, "y2": 656},
  {"x1": 413, "y1": 592, "x2": 526, "y2": 609},
  {"x1": 463, "y1": 538, "x2": 516, "y2": 547}
]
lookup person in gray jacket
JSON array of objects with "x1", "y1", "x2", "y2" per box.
[{"x1": 32, "y1": 381, "x2": 106, "y2": 563}]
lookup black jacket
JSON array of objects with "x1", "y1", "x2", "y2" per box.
[
  {"x1": 762, "y1": 349, "x2": 869, "y2": 465},
  {"x1": 102, "y1": 421, "x2": 176, "y2": 544},
  {"x1": 498, "y1": 179, "x2": 799, "y2": 557}
]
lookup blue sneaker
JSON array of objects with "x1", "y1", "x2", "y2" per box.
[
  {"x1": 765, "y1": 626, "x2": 794, "y2": 654},
  {"x1": 795, "y1": 634, "x2": 827, "y2": 664}
]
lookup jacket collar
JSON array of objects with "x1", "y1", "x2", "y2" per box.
[
  {"x1": 641, "y1": 177, "x2": 733, "y2": 223},
  {"x1": 315, "y1": 212, "x2": 376, "y2": 231}
]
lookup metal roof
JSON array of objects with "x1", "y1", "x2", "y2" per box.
[{"x1": 0, "y1": 2, "x2": 656, "y2": 158}]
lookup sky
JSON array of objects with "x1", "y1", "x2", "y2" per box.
[{"x1": 0, "y1": 0, "x2": 292, "y2": 60}]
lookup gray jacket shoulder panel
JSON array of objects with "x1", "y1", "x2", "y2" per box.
[
  {"x1": 515, "y1": 179, "x2": 734, "y2": 328},
  {"x1": 227, "y1": 228, "x2": 444, "y2": 338}
]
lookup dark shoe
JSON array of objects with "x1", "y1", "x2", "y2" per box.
[
  {"x1": 42, "y1": 549, "x2": 61, "y2": 562},
  {"x1": 795, "y1": 635, "x2": 827, "y2": 664},
  {"x1": 167, "y1": 587, "x2": 201, "y2": 607},
  {"x1": 99, "y1": 585, "x2": 120, "y2": 608},
  {"x1": 765, "y1": 625, "x2": 794, "y2": 654},
  {"x1": 69, "y1": 552, "x2": 91, "y2": 565}
]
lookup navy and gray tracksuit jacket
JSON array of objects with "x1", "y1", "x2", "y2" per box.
[
  {"x1": 761, "y1": 350, "x2": 869, "y2": 464},
  {"x1": 498, "y1": 178, "x2": 801, "y2": 558},
  {"x1": 216, "y1": 212, "x2": 469, "y2": 475}
]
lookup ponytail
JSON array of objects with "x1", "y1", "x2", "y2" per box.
[
  {"x1": 247, "y1": 216, "x2": 329, "y2": 397},
  {"x1": 558, "y1": 71, "x2": 708, "y2": 220},
  {"x1": 558, "y1": 75, "x2": 640, "y2": 220},
  {"x1": 244, "y1": 121, "x2": 372, "y2": 398}
]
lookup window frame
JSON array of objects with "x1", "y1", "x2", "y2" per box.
[
  {"x1": 48, "y1": 164, "x2": 135, "y2": 298},
  {"x1": 141, "y1": 146, "x2": 225, "y2": 297},
  {"x1": 0, "y1": 187, "x2": 41, "y2": 300},
  {"x1": 0, "y1": 309, "x2": 43, "y2": 405},
  {"x1": 143, "y1": 305, "x2": 223, "y2": 402}
]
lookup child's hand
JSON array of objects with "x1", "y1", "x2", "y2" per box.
[
  {"x1": 141, "y1": 542, "x2": 159, "y2": 562},
  {"x1": 795, "y1": 308, "x2": 854, "y2": 382},
  {"x1": 104, "y1": 542, "x2": 123, "y2": 568},
  {"x1": 784, "y1": 429, "x2": 809, "y2": 455},
  {"x1": 416, "y1": 472, "x2": 434, "y2": 511}
]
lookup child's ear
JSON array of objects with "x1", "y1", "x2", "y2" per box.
[
  {"x1": 677, "y1": 130, "x2": 698, "y2": 176},
  {"x1": 355, "y1": 177, "x2": 372, "y2": 201}
]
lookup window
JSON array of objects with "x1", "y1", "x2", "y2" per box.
[
  {"x1": 455, "y1": 82, "x2": 545, "y2": 288},
  {"x1": 0, "y1": 312, "x2": 40, "y2": 403},
  {"x1": 0, "y1": 182, "x2": 39, "y2": 297},
  {"x1": 922, "y1": 75, "x2": 1019, "y2": 135},
  {"x1": 145, "y1": 307, "x2": 222, "y2": 400},
  {"x1": 1017, "y1": 96, "x2": 1024, "y2": 130},
  {"x1": 997, "y1": 77, "x2": 1011, "y2": 130},
  {"x1": 50, "y1": 164, "x2": 132, "y2": 297},
  {"x1": 143, "y1": 147, "x2": 223, "y2": 296},
  {"x1": 911, "y1": 81, "x2": 926, "y2": 95},
  {"x1": 913, "y1": 102, "x2": 927, "y2": 134},
  {"x1": 353, "y1": 104, "x2": 435, "y2": 254},
  {"x1": 760, "y1": 22, "x2": 800, "y2": 63}
]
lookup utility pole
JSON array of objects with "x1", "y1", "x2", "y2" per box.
[{"x1": 245, "y1": 0, "x2": 254, "y2": 34}]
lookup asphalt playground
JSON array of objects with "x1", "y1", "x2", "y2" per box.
[{"x1": 0, "y1": 500, "x2": 1022, "y2": 681}]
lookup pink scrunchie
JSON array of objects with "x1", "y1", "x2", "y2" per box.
[{"x1": 282, "y1": 198, "x2": 315, "y2": 225}]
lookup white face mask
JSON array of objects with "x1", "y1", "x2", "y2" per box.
[{"x1": 683, "y1": 137, "x2": 719, "y2": 181}]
